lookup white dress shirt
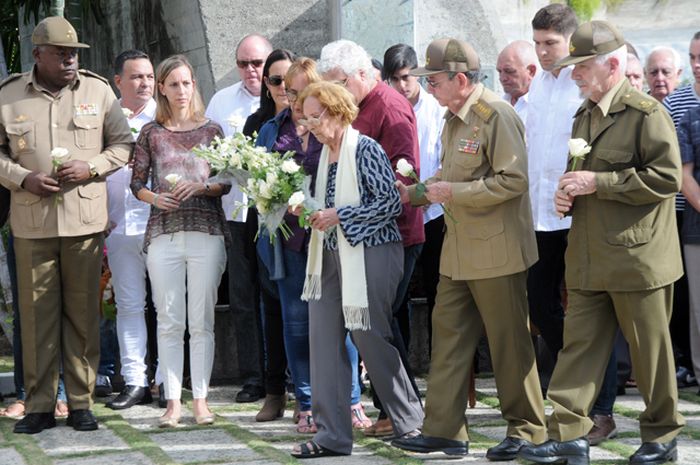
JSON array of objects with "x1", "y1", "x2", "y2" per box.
[
  {"x1": 205, "y1": 81, "x2": 260, "y2": 222},
  {"x1": 526, "y1": 67, "x2": 583, "y2": 231},
  {"x1": 107, "y1": 98, "x2": 156, "y2": 236},
  {"x1": 413, "y1": 86, "x2": 445, "y2": 223},
  {"x1": 503, "y1": 92, "x2": 530, "y2": 127}
]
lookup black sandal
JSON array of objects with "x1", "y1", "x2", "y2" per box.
[{"x1": 291, "y1": 441, "x2": 346, "y2": 459}]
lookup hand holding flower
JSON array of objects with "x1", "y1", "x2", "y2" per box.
[{"x1": 309, "y1": 208, "x2": 339, "y2": 232}]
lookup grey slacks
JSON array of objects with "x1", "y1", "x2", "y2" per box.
[{"x1": 309, "y1": 241, "x2": 424, "y2": 454}]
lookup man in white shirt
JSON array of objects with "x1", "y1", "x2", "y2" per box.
[
  {"x1": 205, "y1": 34, "x2": 272, "y2": 403},
  {"x1": 497, "y1": 40, "x2": 539, "y2": 125},
  {"x1": 104, "y1": 50, "x2": 157, "y2": 410}
]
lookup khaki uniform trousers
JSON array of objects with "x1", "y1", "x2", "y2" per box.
[
  {"x1": 547, "y1": 286, "x2": 685, "y2": 442},
  {"x1": 423, "y1": 271, "x2": 547, "y2": 443},
  {"x1": 14, "y1": 233, "x2": 103, "y2": 413}
]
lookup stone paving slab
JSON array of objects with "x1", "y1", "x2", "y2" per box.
[
  {"x1": 53, "y1": 451, "x2": 154, "y2": 465},
  {"x1": 616, "y1": 395, "x2": 700, "y2": 414},
  {"x1": 268, "y1": 440, "x2": 394, "y2": 464},
  {"x1": 148, "y1": 428, "x2": 263, "y2": 463},
  {"x1": 36, "y1": 424, "x2": 129, "y2": 456},
  {"x1": 0, "y1": 447, "x2": 26, "y2": 465}
]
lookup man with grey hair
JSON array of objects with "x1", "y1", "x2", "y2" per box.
[
  {"x1": 626, "y1": 53, "x2": 644, "y2": 91},
  {"x1": 519, "y1": 21, "x2": 684, "y2": 465},
  {"x1": 497, "y1": 40, "x2": 539, "y2": 124},
  {"x1": 205, "y1": 33, "x2": 273, "y2": 404},
  {"x1": 645, "y1": 46, "x2": 683, "y2": 102},
  {"x1": 317, "y1": 39, "x2": 424, "y2": 437}
]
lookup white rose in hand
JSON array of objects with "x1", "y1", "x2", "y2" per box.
[
  {"x1": 51, "y1": 147, "x2": 70, "y2": 168},
  {"x1": 288, "y1": 191, "x2": 306, "y2": 210},
  {"x1": 281, "y1": 159, "x2": 301, "y2": 174},
  {"x1": 165, "y1": 173, "x2": 182, "y2": 188},
  {"x1": 567, "y1": 138, "x2": 592, "y2": 171},
  {"x1": 396, "y1": 158, "x2": 415, "y2": 177}
]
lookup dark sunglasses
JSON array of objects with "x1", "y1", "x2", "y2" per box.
[
  {"x1": 266, "y1": 75, "x2": 285, "y2": 86},
  {"x1": 237, "y1": 59, "x2": 264, "y2": 68}
]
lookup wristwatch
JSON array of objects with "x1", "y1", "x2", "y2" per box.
[{"x1": 87, "y1": 162, "x2": 98, "y2": 178}]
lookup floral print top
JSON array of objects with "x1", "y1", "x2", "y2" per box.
[{"x1": 130, "y1": 120, "x2": 230, "y2": 250}]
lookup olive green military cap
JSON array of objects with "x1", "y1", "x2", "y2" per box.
[
  {"x1": 411, "y1": 38, "x2": 480, "y2": 76},
  {"x1": 32, "y1": 16, "x2": 89, "y2": 48},
  {"x1": 555, "y1": 20, "x2": 624, "y2": 67}
]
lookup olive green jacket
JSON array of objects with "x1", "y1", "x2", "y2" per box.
[
  {"x1": 565, "y1": 79, "x2": 683, "y2": 291},
  {"x1": 409, "y1": 83, "x2": 538, "y2": 280}
]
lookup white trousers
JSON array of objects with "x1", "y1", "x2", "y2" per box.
[
  {"x1": 147, "y1": 231, "x2": 226, "y2": 400},
  {"x1": 106, "y1": 232, "x2": 150, "y2": 387}
]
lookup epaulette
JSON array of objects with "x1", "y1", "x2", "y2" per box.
[
  {"x1": 620, "y1": 91, "x2": 657, "y2": 114},
  {"x1": 78, "y1": 69, "x2": 109, "y2": 85},
  {"x1": 0, "y1": 73, "x2": 24, "y2": 89},
  {"x1": 471, "y1": 99, "x2": 495, "y2": 122}
]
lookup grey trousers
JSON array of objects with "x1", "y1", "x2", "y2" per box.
[{"x1": 309, "y1": 242, "x2": 424, "y2": 454}]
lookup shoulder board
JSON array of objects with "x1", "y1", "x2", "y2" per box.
[
  {"x1": 78, "y1": 69, "x2": 109, "y2": 85},
  {"x1": 471, "y1": 99, "x2": 495, "y2": 122},
  {"x1": 620, "y1": 92, "x2": 658, "y2": 114},
  {"x1": 0, "y1": 73, "x2": 25, "y2": 89}
]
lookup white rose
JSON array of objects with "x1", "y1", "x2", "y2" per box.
[
  {"x1": 258, "y1": 180, "x2": 273, "y2": 199},
  {"x1": 227, "y1": 114, "x2": 245, "y2": 130},
  {"x1": 281, "y1": 159, "x2": 301, "y2": 174},
  {"x1": 165, "y1": 173, "x2": 182, "y2": 187},
  {"x1": 50, "y1": 147, "x2": 70, "y2": 166},
  {"x1": 568, "y1": 138, "x2": 592, "y2": 157},
  {"x1": 288, "y1": 191, "x2": 306, "y2": 210},
  {"x1": 266, "y1": 171, "x2": 278, "y2": 185},
  {"x1": 396, "y1": 158, "x2": 414, "y2": 177},
  {"x1": 122, "y1": 107, "x2": 133, "y2": 118}
]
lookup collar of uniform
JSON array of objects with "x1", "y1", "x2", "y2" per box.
[
  {"x1": 26, "y1": 64, "x2": 81, "y2": 94},
  {"x1": 452, "y1": 82, "x2": 484, "y2": 122},
  {"x1": 596, "y1": 77, "x2": 627, "y2": 117}
]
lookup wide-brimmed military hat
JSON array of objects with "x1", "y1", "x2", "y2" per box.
[
  {"x1": 32, "y1": 16, "x2": 89, "y2": 48},
  {"x1": 411, "y1": 38, "x2": 480, "y2": 76},
  {"x1": 555, "y1": 20, "x2": 624, "y2": 67}
]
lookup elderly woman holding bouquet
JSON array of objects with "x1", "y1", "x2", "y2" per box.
[
  {"x1": 289, "y1": 81, "x2": 424, "y2": 458},
  {"x1": 130, "y1": 55, "x2": 229, "y2": 427}
]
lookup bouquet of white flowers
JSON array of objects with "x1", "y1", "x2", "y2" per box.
[{"x1": 193, "y1": 132, "x2": 316, "y2": 240}]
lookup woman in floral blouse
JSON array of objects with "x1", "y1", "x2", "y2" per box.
[{"x1": 130, "y1": 55, "x2": 229, "y2": 428}]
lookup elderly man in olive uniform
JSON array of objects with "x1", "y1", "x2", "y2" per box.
[
  {"x1": 392, "y1": 38, "x2": 546, "y2": 460},
  {"x1": 0, "y1": 17, "x2": 132, "y2": 434},
  {"x1": 519, "y1": 21, "x2": 685, "y2": 465}
]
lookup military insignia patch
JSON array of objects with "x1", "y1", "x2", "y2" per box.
[
  {"x1": 17, "y1": 137, "x2": 26, "y2": 150},
  {"x1": 75, "y1": 103, "x2": 98, "y2": 116},
  {"x1": 14, "y1": 115, "x2": 27, "y2": 122},
  {"x1": 458, "y1": 138, "x2": 480, "y2": 154}
]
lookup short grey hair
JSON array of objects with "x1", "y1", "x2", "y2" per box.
[
  {"x1": 317, "y1": 40, "x2": 375, "y2": 77},
  {"x1": 645, "y1": 46, "x2": 682, "y2": 71},
  {"x1": 596, "y1": 45, "x2": 627, "y2": 74}
]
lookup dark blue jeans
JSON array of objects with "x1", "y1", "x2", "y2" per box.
[{"x1": 591, "y1": 349, "x2": 618, "y2": 416}]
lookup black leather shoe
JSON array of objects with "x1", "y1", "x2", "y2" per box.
[
  {"x1": 158, "y1": 383, "x2": 167, "y2": 408},
  {"x1": 391, "y1": 434, "x2": 468, "y2": 456},
  {"x1": 518, "y1": 438, "x2": 589, "y2": 465},
  {"x1": 14, "y1": 412, "x2": 56, "y2": 434},
  {"x1": 66, "y1": 409, "x2": 98, "y2": 431},
  {"x1": 235, "y1": 384, "x2": 265, "y2": 403},
  {"x1": 106, "y1": 385, "x2": 153, "y2": 410},
  {"x1": 487, "y1": 436, "x2": 533, "y2": 461},
  {"x1": 629, "y1": 439, "x2": 677, "y2": 465}
]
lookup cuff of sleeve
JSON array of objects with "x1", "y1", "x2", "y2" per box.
[
  {"x1": 451, "y1": 182, "x2": 477, "y2": 208},
  {"x1": 10, "y1": 166, "x2": 32, "y2": 190},
  {"x1": 594, "y1": 171, "x2": 622, "y2": 198}
]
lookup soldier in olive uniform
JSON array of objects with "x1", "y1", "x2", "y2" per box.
[
  {"x1": 0, "y1": 17, "x2": 133, "y2": 433},
  {"x1": 392, "y1": 38, "x2": 547, "y2": 460},
  {"x1": 519, "y1": 21, "x2": 685, "y2": 465}
]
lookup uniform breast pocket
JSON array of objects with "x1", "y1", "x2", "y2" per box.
[
  {"x1": 5, "y1": 122, "x2": 36, "y2": 155},
  {"x1": 596, "y1": 149, "x2": 634, "y2": 169},
  {"x1": 73, "y1": 116, "x2": 101, "y2": 150}
]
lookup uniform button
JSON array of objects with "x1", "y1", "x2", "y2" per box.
[
  {"x1": 86, "y1": 125, "x2": 91, "y2": 129},
  {"x1": 52, "y1": 123, "x2": 58, "y2": 128}
]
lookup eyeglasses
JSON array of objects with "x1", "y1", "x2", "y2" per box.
[
  {"x1": 333, "y1": 78, "x2": 349, "y2": 87},
  {"x1": 236, "y1": 59, "x2": 264, "y2": 69},
  {"x1": 299, "y1": 108, "x2": 327, "y2": 128},
  {"x1": 266, "y1": 75, "x2": 285, "y2": 87}
]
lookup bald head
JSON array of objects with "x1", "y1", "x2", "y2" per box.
[
  {"x1": 235, "y1": 34, "x2": 273, "y2": 96},
  {"x1": 645, "y1": 46, "x2": 682, "y2": 101},
  {"x1": 625, "y1": 53, "x2": 644, "y2": 91},
  {"x1": 497, "y1": 40, "x2": 539, "y2": 103}
]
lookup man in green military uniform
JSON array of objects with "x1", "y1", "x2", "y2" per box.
[
  {"x1": 0, "y1": 17, "x2": 132, "y2": 433},
  {"x1": 392, "y1": 38, "x2": 547, "y2": 460},
  {"x1": 519, "y1": 21, "x2": 685, "y2": 465}
]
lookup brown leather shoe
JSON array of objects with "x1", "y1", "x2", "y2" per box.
[
  {"x1": 586, "y1": 414, "x2": 617, "y2": 446},
  {"x1": 363, "y1": 417, "x2": 393, "y2": 437},
  {"x1": 255, "y1": 394, "x2": 287, "y2": 422}
]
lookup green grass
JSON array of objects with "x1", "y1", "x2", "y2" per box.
[
  {"x1": 0, "y1": 355, "x2": 13, "y2": 373},
  {"x1": 0, "y1": 417, "x2": 53, "y2": 465}
]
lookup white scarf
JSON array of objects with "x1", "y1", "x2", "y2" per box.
[{"x1": 301, "y1": 127, "x2": 370, "y2": 330}]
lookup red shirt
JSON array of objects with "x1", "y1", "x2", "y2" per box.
[{"x1": 353, "y1": 81, "x2": 425, "y2": 246}]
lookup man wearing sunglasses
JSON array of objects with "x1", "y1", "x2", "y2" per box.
[{"x1": 205, "y1": 33, "x2": 273, "y2": 404}]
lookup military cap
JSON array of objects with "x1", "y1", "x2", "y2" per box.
[
  {"x1": 411, "y1": 38, "x2": 480, "y2": 76},
  {"x1": 555, "y1": 20, "x2": 624, "y2": 67},
  {"x1": 32, "y1": 16, "x2": 89, "y2": 49}
]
